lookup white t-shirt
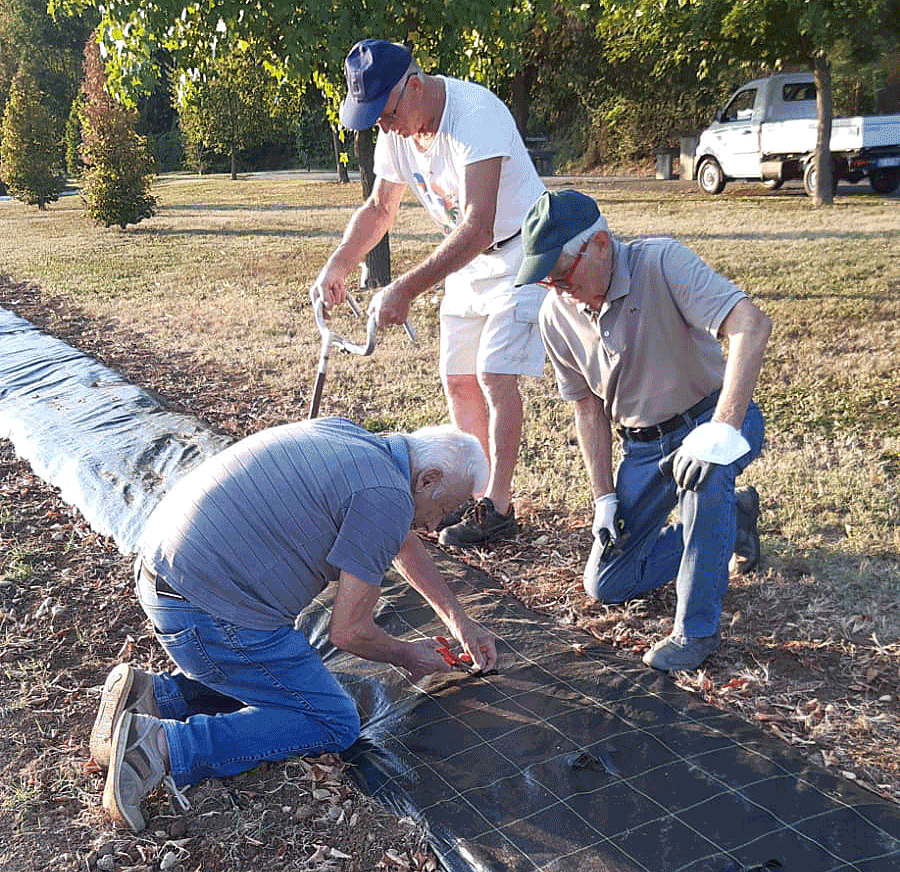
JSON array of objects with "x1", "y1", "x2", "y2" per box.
[{"x1": 374, "y1": 76, "x2": 545, "y2": 253}]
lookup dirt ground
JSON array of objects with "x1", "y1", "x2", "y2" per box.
[{"x1": 1, "y1": 277, "x2": 898, "y2": 872}]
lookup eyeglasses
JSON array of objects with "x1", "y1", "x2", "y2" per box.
[
  {"x1": 380, "y1": 73, "x2": 415, "y2": 124},
  {"x1": 538, "y1": 239, "x2": 589, "y2": 292}
]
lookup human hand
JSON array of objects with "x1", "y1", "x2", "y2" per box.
[
  {"x1": 661, "y1": 421, "x2": 750, "y2": 491},
  {"x1": 403, "y1": 638, "x2": 454, "y2": 683},
  {"x1": 368, "y1": 283, "x2": 411, "y2": 328},
  {"x1": 449, "y1": 619, "x2": 497, "y2": 674},
  {"x1": 311, "y1": 265, "x2": 348, "y2": 318}
]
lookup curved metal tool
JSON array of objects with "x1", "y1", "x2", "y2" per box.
[{"x1": 308, "y1": 289, "x2": 416, "y2": 419}]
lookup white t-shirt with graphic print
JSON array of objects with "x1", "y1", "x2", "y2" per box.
[{"x1": 374, "y1": 75, "x2": 545, "y2": 264}]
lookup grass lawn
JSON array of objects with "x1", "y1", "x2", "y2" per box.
[{"x1": 0, "y1": 171, "x2": 898, "y2": 867}]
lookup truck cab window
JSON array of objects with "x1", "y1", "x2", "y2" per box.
[
  {"x1": 722, "y1": 89, "x2": 757, "y2": 123},
  {"x1": 783, "y1": 83, "x2": 816, "y2": 102}
]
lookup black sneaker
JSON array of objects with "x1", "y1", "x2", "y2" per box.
[
  {"x1": 435, "y1": 497, "x2": 475, "y2": 533},
  {"x1": 731, "y1": 486, "x2": 760, "y2": 575},
  {"x1": 438, "y1": 497, "x2": 517, "y2": 548}
]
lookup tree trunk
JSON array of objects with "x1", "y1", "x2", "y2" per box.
[
  {"x1": 813, "y1": 54, "x2": 834, "y2": 207},
  {"x1": 332, "y1": 126, "x2": 350, "y2": 184},
  {"x1": 355, "y1": 129, "x2": 391, "y2": 287},
  {"x1": 230, "y1": 146, "x2": 237, "y2": 181},
  {"x1": 509, "y1": 65, "x2": 536, "y2": 140}
]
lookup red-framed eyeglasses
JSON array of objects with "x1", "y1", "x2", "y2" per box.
[{"x1": 538, "y1": 239, "x2": 589, "y2": 292}]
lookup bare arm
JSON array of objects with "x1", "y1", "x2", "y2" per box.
[
  {"x1": 391, "y1": 531, "x2": 497, "y2": 672},
  {"x1": 713, "y1": 298, "x2": 772, "y2": 428},
  {"x1": 315, "y1": 177, "x2": 406, "y2": 310},
  {"x1": 328, "y1": 531, "x2": 497, "y2": 681},
  {"x1": 373, "y1": 157, "x2": 501, "y2": 326},
  {"x1": 572, "y1": 392, "x2": 615, "y2": 498},
  {"x1": 329, "y1": 570, "x2": 451, "y2": 682}
]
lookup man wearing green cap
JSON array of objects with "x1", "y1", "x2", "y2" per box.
[
  {"x1": 516, "y1": 189, "x2": 771, "y2": 671},
  {"x1": 313, "y1": 39, "x2": 547, "y2": 549}
]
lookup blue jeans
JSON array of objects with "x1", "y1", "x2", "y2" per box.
[
  {"x1": 584, "y1": 401, "x2": 764, "y2": 639},
  {"x1": 135, "y1": 567, "x2": 360, "y2": 787}
]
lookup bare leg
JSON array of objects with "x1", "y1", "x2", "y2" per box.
[
  {"x1": 444, "y1": 374, "x2": 490, "y2": 494},
  {"x1": 476, "y1": 372, "x2": 522, "y2": 515}
]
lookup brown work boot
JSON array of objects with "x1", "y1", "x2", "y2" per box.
[{"x1": 90, "y1": 664, "x2": 159, "y2": 769}]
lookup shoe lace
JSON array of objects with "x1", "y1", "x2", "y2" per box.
[
  {"x1": 473, "y1": 501, "x2": 489, "y2": 524},
  {"x1": 162, "y1": 775, "x2": 191, "y2": 813}
]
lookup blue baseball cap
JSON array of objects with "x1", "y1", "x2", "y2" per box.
[
  {"x1": 515, "y1": 190, "x2": 602, "y2": 286},
  {"x1": 339, "y1": 40, "x2": 412, "y2": 130}
]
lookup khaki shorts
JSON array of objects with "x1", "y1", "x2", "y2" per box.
[{"x1": 438, "y1": 245, "x2": 548, "y2": 378}]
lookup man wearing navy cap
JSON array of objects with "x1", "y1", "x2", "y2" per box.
[
  {"x1": 517, "y1": 190, "x2": 771, "y2": 671},
  {"x1": 314, "y1": 39, "x2": 547, "y2": 549}
]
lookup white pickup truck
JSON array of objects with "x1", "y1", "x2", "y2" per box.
[{"x1": 693, "y1": 72, "x2": 900, "y2": 196}]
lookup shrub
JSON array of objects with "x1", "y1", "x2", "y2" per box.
[
  {"x1": 0, "y1": 65, "x2": 65, "y2": 209},
  {"x1": 79, "y1": 35, "x2": 156, "y2": 229}
]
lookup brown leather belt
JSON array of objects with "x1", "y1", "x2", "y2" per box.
[{"x1": 616, "y1": 392, "x2": 719, "y2": 442}]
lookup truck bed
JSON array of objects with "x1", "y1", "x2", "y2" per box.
[{"x1": 761, "y1": 114, "x2": 900, "y2": 156}]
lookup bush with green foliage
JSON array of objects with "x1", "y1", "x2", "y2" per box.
[
  {"x1": 0, "y1": 65, "x2": 65, "y2": 208},
  {"x1": 79, "y1": 35, "x2": 156, "y2": 229}
]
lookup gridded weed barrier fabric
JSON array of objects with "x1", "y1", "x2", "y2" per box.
[
  {"x1": 304, "y1": 556, "x2": 900, "y2": 872},
  {"x1": 0, "y1": 307, "x2": 232, "y2": 553},
  {"x1": 2, "y1": 306, "x2": 899, "y2": 872}
]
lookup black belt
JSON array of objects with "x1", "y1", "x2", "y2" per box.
[
  {"x1": 483, "y1": 229, "x2": 521, "y2": 254},
  {"x1": 617, "y1": 392, "x2": 719, "y2": 442},
  {"x1": 140, "y1": 563, "x2": 187, "y2": 601}
]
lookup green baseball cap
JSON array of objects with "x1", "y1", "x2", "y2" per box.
[{"x1": 515, "y1": 189, "x2": 602, "y2": 287}]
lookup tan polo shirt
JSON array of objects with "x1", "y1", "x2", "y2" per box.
[{"x1": 539, "y1": 237, "x2": 746, "y2": 428}]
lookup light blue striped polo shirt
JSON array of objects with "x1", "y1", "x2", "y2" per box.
[{"x1": 137, "y1": 418, "x2": 413, "y2": 630}]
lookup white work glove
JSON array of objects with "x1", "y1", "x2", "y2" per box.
[
  {"x1": 663, "y1": 421, "x2": 750, "y2": 491},
  {"x1": 592, "y1": 494, "x2": 620, "y2": 561}
]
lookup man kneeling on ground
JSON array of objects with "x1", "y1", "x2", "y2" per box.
[
  {"x1": 90, "y1": 418, "x2": 498, "y2": 831},
  {"x1": 516, "y1": 190, "x2": 771, "y2": 672}
]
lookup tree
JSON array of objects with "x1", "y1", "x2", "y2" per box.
[
  {"x1": 0, "y1": 64, "x2": 65, "y2": 208},
  {"x1": 177, "y1": 46, "x2": 293, "y2": 180},
  {"x1": 0, "y1": 0, "x2": 96, "y2": 141},
  {"x1": 79, "y1": 34, "x2": 156, "y2": 228}
]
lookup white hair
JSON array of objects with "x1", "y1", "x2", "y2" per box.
[
  {"x1": 406, "y1": 424, "x2": 488, "y2": 494},
  {"x1": 561, "y1": 214, "x2": 610, "y2": 257}
]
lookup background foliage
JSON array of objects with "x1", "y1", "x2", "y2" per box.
[{"x1": 0, "y1": 1, "x2": 898, "y2": 183}]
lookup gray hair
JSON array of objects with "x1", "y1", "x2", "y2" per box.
[
  {"x1": 406, "y1": 424, "x2": 488, "y2": 494},
  {"x1": 562, "y1": 214, "x2": 609, "y2": 257}
]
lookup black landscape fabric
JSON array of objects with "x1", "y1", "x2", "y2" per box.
[{"x1": 2, "y1": 305, "x2": 899, "y2": 872}]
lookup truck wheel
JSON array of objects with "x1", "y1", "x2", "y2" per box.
[
  {"x1": 697, "y1": 159, "x2": 725, "y2": 195},
  {"x1": 764, "y1": 179, "x2": 784, "y2": 191},
  {"x1": 869, "y1": 167, "x2": 900, "y2": 195},
  {"x1": 803, "y1": 161, "x2": 838, "y2": 198}
]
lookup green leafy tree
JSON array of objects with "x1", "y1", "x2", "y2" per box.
[
  {"x1": 79, "y1": 34, "x2": 156, "y2": 228},
  {"x1": 177, "y1": 45, "x2": 296, "y2": 180},
  {"x1": 0, "y1": 64, "x2": 65, "y2": 208}
]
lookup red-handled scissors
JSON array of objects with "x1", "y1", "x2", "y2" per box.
[{"x1": 435, "y1": 636, "x2": 475, "y2": 672}]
